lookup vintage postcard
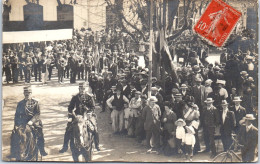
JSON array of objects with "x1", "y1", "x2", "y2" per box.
[{"x1": 2, "y1": 0, "x2": 258, "y2": 162}]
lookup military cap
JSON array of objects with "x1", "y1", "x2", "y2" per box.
[
  {"x1": 24, "y1": 86, "x2": 32, "y2": 93},
  {"x1": 79, "y1": 82, "x2": 87, "y2": 88}
]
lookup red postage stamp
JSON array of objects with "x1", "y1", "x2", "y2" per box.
[{"x1": 194, "y1": 0, "x2": 242, "y2": 47}]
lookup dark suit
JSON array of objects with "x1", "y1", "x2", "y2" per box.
[
  {"x1": 203, "y1": 106, "x2": 220, "y2": 155},
  {"x1": 191, "y1": 85, "x2": 206, "y2": 109},
  {"x1": 142, "y1": 105, "x2": 161, "y2": 149},
  {"x1": 230, "y1": 106, "x2": 246, "y2": 134},
  {"x1": 220, "y1": 110, "x2": 236, "y2": 151},
  {"x1": 238, "y1": 125, "x2": 258, "y2": 162},
  {"x1": 191, "y1": 85, "x2": 206, "y2": 123}
]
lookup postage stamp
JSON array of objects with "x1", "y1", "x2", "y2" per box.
[{"x1": 194, "y1": 0, "x2": 242, "y2": 47}]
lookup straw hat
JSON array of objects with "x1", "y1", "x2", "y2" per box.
[
  {"x1": 204, "y1": 98, "x2": 214, "y2": 103},
  {"x1": 244, "y1": 114, "x2": 256, "y2": 120},
  {"x1": 180, "y1": 84, "x2": 188, "y2": 89},
  {"x1": 216, "y1": 79, "x2": 226, "y2": 85},
  {"x1": 175, "y1": 118, "x2": 186, "y2": 126},
  {"x1": 148, "y1": 96, "x2": 158, "y2": 102},
  {"x1": 233, "y1": 97, "x2": 242, "y2": 102}
]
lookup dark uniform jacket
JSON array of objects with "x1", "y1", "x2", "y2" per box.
[
  {"x1": 68, "y1": 93, "x2": 95, "y2": 119},
  {"x1": 15, "y1": 99, "x2": 40, "y2": 127}
]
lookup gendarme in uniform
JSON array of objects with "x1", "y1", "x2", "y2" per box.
[
  {"x1": 9, "y1": 86, "x2": 47, "y2": 159},
  {"x1": 59, "y1": 82, "x2": 100, "y2": 153}
]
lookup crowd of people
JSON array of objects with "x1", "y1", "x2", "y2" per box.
[{"x1": 3, "y1": 28, "x2": 258, "y2": 162}]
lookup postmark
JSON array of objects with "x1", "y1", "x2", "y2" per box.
[{"x1": 194, "y1": 0, "x2": 242, "y2": 47}]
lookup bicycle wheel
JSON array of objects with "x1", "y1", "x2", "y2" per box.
[
  {"x1": 213, "y1": 152, "x2": 227, "y2": 162},
  {"x1": 230, "y1": 151, "x2": 242, "y2": 162}
]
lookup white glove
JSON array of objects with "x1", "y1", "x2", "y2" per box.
[{"x1": 27, "y1": 121, "x2": 33, "y2": 126}]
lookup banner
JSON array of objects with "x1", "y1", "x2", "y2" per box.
[{"x1": 3, "y1": 29, "x2": 73, "y2": 44}]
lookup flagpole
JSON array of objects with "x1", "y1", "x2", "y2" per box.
[{"x1": 148, "y1": 0, "x2": 153, "y2": 98}]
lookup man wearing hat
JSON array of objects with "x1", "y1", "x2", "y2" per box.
[
  {"x1": 57, "y1": 52, "x2": 66, "y2": 83},
  {"x1": 225, "y1": 53, "x2": 239, "y2": 92},
  {"x1": 3, "y1": 53, "x2": 12, "y2": 83},
  {"x1": 10, "y1": 52, "x2": 19, "y2": 83},
  {"x1": 128, "y1": 91, "x2": 142, "y2": 137},
  {"x1": 142, "y1": 96, "x2": 161, "y2": 152},
  {"x1": 191, "y1": 65, "x2": 203, "y2": 86},
  {"x1": 172, "y1": 93, "x2": 185, "y2": 119},
  {"x1": 151, "y1": 87, "x2": 164, "y2": 118},
  {"x1": 180, "y1": 84, "x2": 190, "y2": 100},
  {"x1": 191, "y1": 77, "x2": 206, "y2": 118},
  {"x1": 237, "y1": 71, "x2": 248, "y2": 97},
  {"x1": 59, "y1": 82, "x2": 100, "y2": 153},
  {"x1": 238, "y1": 114, "x2": 258, "y2": 162},
  {"x1": 8, "y1": 86, "x2": 48, "y2": 159},
  {"x1": 230, "y1": 97, "x2": 246, "y2": 134},
  {"x1": 219, "y1": 100, "x2": 236, "y2": 152},
  {"x1": 202, "y1": 98, "x2": 220, "y2": 158},
  {"x1": 106, "y1": 86, "x2": 129, "y2": 134},
  {"x1": 25, "y1": 52, "x2": 33, "y2": 83},
  {"x1": 68, "y1": 51, "x2": 78, "y2": 83},
  {"x1": 216, "y1": 79, "x2": 228, "y2": 99}
]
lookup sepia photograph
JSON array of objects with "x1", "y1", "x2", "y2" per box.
[{"x1": 1, "y1": 0, "x2": 258, "y2": 162}]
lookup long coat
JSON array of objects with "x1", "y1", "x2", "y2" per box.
[
  {"x1": 142, "y1": 105, "x2": 161, "y2": 131},
  {"x1": 238, "y1": 125, "x2": 258, "y2": 162},
  {"x1": 191, "y1": 85, "x2": 206, "y2": 109}
]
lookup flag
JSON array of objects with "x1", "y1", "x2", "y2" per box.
[
  {"x1": 168, "y1": 0, "x2": 180, "y2": 30},
  {"x1": 161, "y1": 40, "x2": 180, "y2": 84}
]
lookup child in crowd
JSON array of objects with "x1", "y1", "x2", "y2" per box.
[
  {"x1": 185, "y1": 125, "x2": 196, "y2": 162},
  {"x1": 175, "y1": 118, "x2": 186, "y2": 157}
]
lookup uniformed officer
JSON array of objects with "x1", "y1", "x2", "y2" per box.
[
  {"x1": 59, "y1": 82, "x2": 100, "y2": 153},
  {"x1": 25, "y1": 52, "x2": 33, "y2": 83},
  {"x1": 8, "y1": 86, "x2": 48, "y2": 159},
  {"x1": 57, "y1": 52, "x2": 66, "y2": 83}
]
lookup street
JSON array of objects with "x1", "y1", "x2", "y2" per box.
[
  {"x1": 1, "y1": 72, "x2": 228, "y2": 162},
  {"x1": 1, "y1": 53, "x2": 225, "y2": 162}
]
